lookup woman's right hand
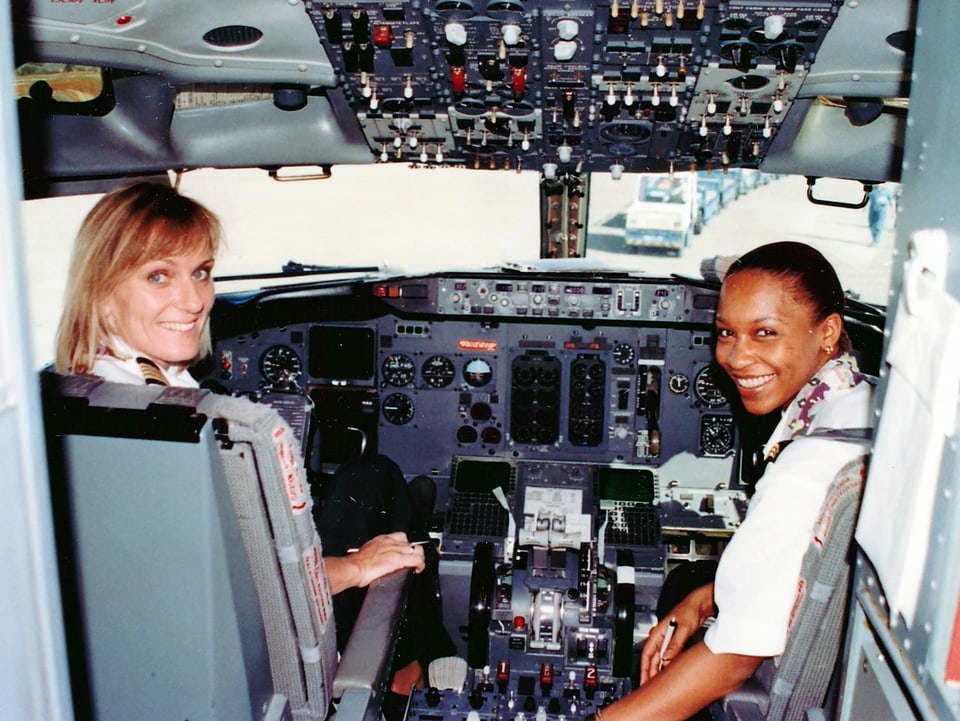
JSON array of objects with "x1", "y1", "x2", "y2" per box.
[
  {"x1": 639, "y1": 583, "x2": 715, "y2": 683},
  {"x1": 325, "y1": 531, "x2": 426, "y2": 595},
  {"x1": 350, "y1": 531, "x2": 426, "y2": 586}
]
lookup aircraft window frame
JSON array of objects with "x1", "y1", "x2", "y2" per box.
[{"x1": 15, "y1": 62, "x2": 105, "y2": 104}]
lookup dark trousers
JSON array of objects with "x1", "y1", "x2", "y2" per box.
[
  {"x1": 657, "y1": 559, "x2": 718, "y2": 620},
  {"x1": 314, "y1": 454, "x2": 455, "y2": 671},
  {"x1": 656, "y1": 560, "x2": 720, "y2": 721}
]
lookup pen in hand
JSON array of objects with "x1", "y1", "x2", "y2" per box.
[{"x1": 658, "y1": 618, "x2": 678, "y2": 671}]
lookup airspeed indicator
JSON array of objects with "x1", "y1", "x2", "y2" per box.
[{"x1": 694, "y1": 365, "x2": 729, "y2": 408}]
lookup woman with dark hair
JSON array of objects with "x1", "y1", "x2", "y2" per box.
[{"x1": 598, "y1": 241, "x2": 874, "y2": 721}]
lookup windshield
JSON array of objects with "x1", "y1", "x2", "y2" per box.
[
  {"x1": 21, "y1": 168, "x2": 894, "y2": 367},
  {"x1": 587, "y1": 171, "x2": 894, "y2": 307}
]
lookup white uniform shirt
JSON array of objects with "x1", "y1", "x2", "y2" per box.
[
  {"x1": 92, "y1": 340, "x2": 200, "y2": 388},
  {"x1": 704, "y1": 355, "x2": 873, "y2": 657}
]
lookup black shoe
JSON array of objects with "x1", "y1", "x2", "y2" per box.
[{"x1": 382, "y1": 691, "x2": 411, "y2": 721}]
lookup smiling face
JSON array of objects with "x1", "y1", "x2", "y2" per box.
[
  {"x1": 715, "y1": 268, "x2": 842, "y2": 416},
  {"x1": 102, "y1": 249, "x2": 215, "y2": 370}
]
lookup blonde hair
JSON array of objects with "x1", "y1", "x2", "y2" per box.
[{"x1": 54, "y1": 182, "x2": 222, "y2": 374}]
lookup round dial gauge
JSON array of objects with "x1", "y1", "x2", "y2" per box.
[
  {"x1": 382, "y1": 392, "x2": 415, "y2": 425},
  {"x1": 260, "y1": 345, "x2": 302, "y2": 388},
  {"x1": 668, "y1": 373, "x2": 690, "y2": 394},
  {"x1": 612, "y1": 343, "x2": 635, "y2": 366},
  {"x1": 382, "y1": 353, "x2": 416, "y2": 386},
  {"x1": 463, "y1": 357, "x2": 493, "y2": 387},
  {"x1": 694, "y1": 366, "x2": 729, "y2": 408},
  {"x1": 422, "y1": 355, "x2": 456, "y2": 388},
  {"x1": 700, "y1": 415, "x2": 735, "y2": 456}
]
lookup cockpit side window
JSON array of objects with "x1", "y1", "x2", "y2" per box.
[
  {"x1": 16, "y1": 63, "x2": 104, "y2": 103},
  {"x1": 15, "y1": 62, "x2": 114, "y2": 116}
]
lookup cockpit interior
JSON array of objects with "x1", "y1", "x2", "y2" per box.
[{"x1": 8, "y1": 1, "x2": 960, "y2": 721}]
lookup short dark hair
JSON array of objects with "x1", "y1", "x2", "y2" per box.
[{"x1": 725, "y1": 241, "x2": 845, "y2": 323}]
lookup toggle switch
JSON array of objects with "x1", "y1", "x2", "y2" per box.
[
  {"x1": 373, "y1": 24, "x2": 393, "y2": 49},
  {"x1": 511, "y1": 66, "x2": 526, "y2": 97},
  {"x1": 450, "y1": 65, "x2": 466, "y2": 94}
]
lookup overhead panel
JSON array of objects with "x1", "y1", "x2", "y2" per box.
[{"x1": 303, "y1": 0, "x2": 845, "y2": 173}]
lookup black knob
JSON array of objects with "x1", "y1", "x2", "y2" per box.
[{"x1": 469, "y1": 690, "x2": 485, "y2": 710}]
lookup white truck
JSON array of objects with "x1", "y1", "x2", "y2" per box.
[{"x1": 624, "y1": 172, "x2": 700, "y2": 254}]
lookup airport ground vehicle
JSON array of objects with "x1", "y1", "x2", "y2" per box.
[
  {"x1": 697, "y1": 182, "x2": 721, "y2": 229},
  {"x1": 697, "y1": 169, "x2": 740, "y2": 208},
  {"x1": 5, "y1": 2, "x2": 960, "y2": 721},
  {"x1": 624, "y1": 172, "x2": 699, "y2": 252},
  {"x1": 736, "y1": 168, "x2": 760, "y2": 194}
]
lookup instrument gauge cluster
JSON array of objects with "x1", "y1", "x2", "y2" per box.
[
  {"x1": 668, "y1": 373, "x2": 690, "y2": 395},
  {"x1": 382, "y1": 392, "x2": 416, "y2": 425},
  {"x1": 463, "y1": 357, "x2": 494, "y2": 387}
]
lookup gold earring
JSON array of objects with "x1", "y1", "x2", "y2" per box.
[{"x1": 824, "y1": 345, "x2": 834, "y2": 355}]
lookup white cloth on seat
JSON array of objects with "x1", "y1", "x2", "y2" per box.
[
  {"x1": 857, "y1": 232, "x2": 960, "y2": 625},
  {"x1": 719, "y1": 455, "x2": 868, "y2": 721},
  {"x1": 197, "y1": 393, "x2": 338, "y2": 720}
]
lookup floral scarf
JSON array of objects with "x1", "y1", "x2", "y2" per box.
[{"x1": 765, "y1": 352, "x2": 870, "y2": 464}]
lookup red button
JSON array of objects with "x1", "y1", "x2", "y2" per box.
[
  {"x1": 373, "y1": 24, "x2": 393, "y2": 49},
  {"x1": 451, "y1": 66, "x2": 466, "y2": 94},
  {"x1": 511, "y1": 66, "x2": 526, "y2": 97}
]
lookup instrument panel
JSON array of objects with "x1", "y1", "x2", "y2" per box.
[
  {"x1": 202, "y1": 271, "x2": 748, "y2": 540},
  {"x1": 201, "y1": 268, "x2": 880, "y2": 687}
]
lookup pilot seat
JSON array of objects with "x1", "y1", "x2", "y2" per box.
[
  {"x1": 42, "y1": 373, "x2": 409, "y2": 721},
  {"x1": 716, "y1": 453, "x2": 869, "y2": 721}
]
